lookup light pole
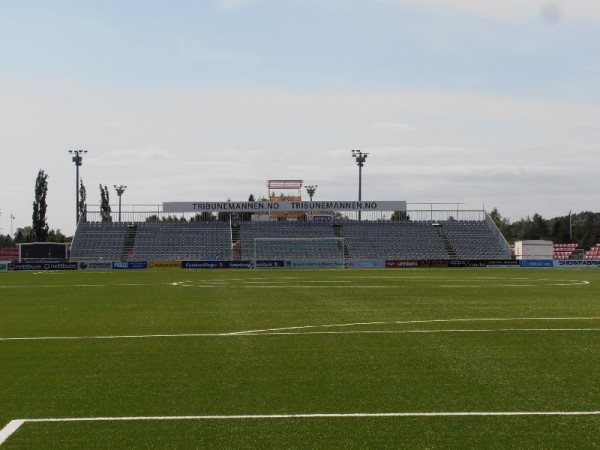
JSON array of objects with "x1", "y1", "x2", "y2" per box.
[
  {"x1": 351, "y1": 149, "x2": 369, "y2": 220},
  {"x1": 10, "y1": 214, "x2": 15, "y2": 237},
  {"x1": 69, "y1": 150, "x2": 87, "y2": 225},
  {"x1": 114, "y1": 185, "x2": 127, "y2": 222},
  {"x1": 305, "y1": 185, "x2": 318, "y2": 201}
]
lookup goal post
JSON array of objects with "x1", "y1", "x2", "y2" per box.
[{"x1": 253, "y1": 237, "x2": 346, "y2": 268}]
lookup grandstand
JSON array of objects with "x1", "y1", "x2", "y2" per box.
[
  {"x1": 342, "y1": 221, "x2": 448, "y2": 260},
  {"x1": 584, "y1": 243, "x2": 600, "y2": 260},
  {"x1": 132, "y1": 221, "x2": 232, "y2": 261},
  {"x1": 0, "y1": 247, "x2": 18, "y2": 262},
  {"x1": 65, "y1": 178, "x2": 517, "y2": 265},
  {"x1": 553, "y1": 243, "x2": 579, "y2": 260},
  {"x1": 69, "y1": 209, "x2": 512, "y2": 265},
  {"x1": 69, "y1": 222, "x2": 130, "y2": 262}
]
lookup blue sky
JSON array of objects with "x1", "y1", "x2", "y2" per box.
[{"x1": 0, "y1": 0, "x2": 599, "y2": 235}]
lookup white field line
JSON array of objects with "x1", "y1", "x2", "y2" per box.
[
  {"x1": 3, "y1": 411, "x2": 600, "y2": 444},
  {"x1": 0, "y1": 420, "x2": 24, "y2": 446},
  {"x1": 257, "y1": 328, "x2": 600, "y2": 336},
  {"x1": 229, "y1": 316, "x2": 600, "y2": 335},
  {"x1": 1, "y1": 317, "x2": 600, "y2": 342},
  {"x1": 0, "y1": 277, "x2": 590, "y2": 289}
]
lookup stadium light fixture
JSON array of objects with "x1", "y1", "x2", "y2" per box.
[
  {"x1": 10, "y1": 214, "x2": 15, "y2": 237},
  {"x1": 305, "y1": 185, "x2": 318, "y2": 201},
  {"x1": 351, "y1": 149, "x2": 369, "y2": 220},
  {"x1": 69, "y1": 150, "x2": 87, "y2": 225},
  {"x1": 114, "y1": 185, "x2": 127, "y2": 223}
]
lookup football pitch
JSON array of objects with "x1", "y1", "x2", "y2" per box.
[{"x1": 1, "y1": 268, "x2": 599, "y2": 448}]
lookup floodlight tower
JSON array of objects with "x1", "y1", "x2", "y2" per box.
[
  {"x1": 114, "y1": 185, "x2": 127, "y2": 223},
  {"x1": 305, "y1": 185, "x2": 318, "y2": 201},
  {"x1": 351, "y1": 149, "x2": 369, "y2": 220},
  {"x1": 69, "y1": 150, "x2": 87, "y2": 225},
  {"x1": 10, "y1": 214, "x2": 15, "y2": 237}
]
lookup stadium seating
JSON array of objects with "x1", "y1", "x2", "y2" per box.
[
  {"x1": 132, "y1": 222, "x2": 232, "y2": 261},
  {"x1": 342, "y1": 221, "x2": 449, "y2": 260},
  {"x1": 442, "y1": 221, "x2": 512, "y2": 260},
  {"x1": 553, "y1": 243, "x2": 578, "y2": 260},
  {"x1": 69, "y1": 222, "x2": 129, "y2": 262},
  {"x1": 69, "y1": 217, "x2": 513, "y2": 263},
  {"x1": 0, "y1": 247, "x2": 19, "y2": 261},
  {"x1": 584, "y1": 243, "x2": 600, "y2": 259},
  {"x1": 240, "y1": 221, "x2": 341, "y2": 261}
]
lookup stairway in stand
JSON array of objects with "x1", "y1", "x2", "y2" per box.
[
  {"x1": 121, "y1": 224, "x2": 138, "y2": 261},
  {"x1": 333, "y1": 223, "x2": 351, "y2": 263},
  {"x1": 433, "y1": 224, "x2": 458, "y2": 259}
]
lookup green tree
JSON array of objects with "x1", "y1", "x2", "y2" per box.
[
  {"x1": 32, "y1": 169, "x2": 49, "y2": 241},
  {"x1": 390, "y1": 210, "x2": 410, "y2": 221},
  {"x1": 190, "y1": 212, "x2": 215, "y2": 222},
  {"x1": 47, "y1": 229, "x2": 71, "y2": 243},
  {"x1": 549, "y1": 216, "x2": 571, "y2": 244},
  {"x1": 78, "y1": 179, "x2": 87, "y2": 223},
  {"x1": 14, "y1": 226, "x2": 35, "y2": 243},
  {"x1": 0, "y1": 234, "x2": 14, "y2": 247},
  {"x1": 99, "y1": 185, "x2": 112, "y2": 222},
  {"x1": 240, "y1": 194, "x2": 255, "y2": 222},
  {"x1": 489, "y1": 207, "x2": 512, "y2": 240}
]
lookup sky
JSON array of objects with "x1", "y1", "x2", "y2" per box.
[{"x1": 0, "y1": 0, "x2": 599, "y2": 236}]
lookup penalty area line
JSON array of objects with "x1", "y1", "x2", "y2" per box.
[{"x1": 3, "y1": 411, "x2": 600, "y2": 443}]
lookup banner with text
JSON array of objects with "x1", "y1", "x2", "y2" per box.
[{"x1": 163, "y1": 200, "x2": 407, "y2": 213}]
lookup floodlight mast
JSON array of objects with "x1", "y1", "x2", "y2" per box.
[
  {"x1": 114, "y1": 185, "x2": 127, "y2": 223},
  {"x1": 69, "y1": 150, "x2": 87, "y2": 225},
  {"x1": 10, "y1": 214, "x2": 15, "y2": 237},
  {"x1": 351, "y1": 149, "x2": 369, "y2": 220},
  {"x1": 305, "y1": 185, "x2": 318, "y2": 201}
]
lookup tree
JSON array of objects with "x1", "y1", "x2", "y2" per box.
[
  {"x1": 78, "y1": 179, "x2": 87, "y2": 223},
  {"x1": 239, "y1": 194, "x2": 255, "y2": 222},
  {"x1": 489, "y1": 207, "x2": 512, "y2": 240},
  {"x1": 15, "y1": 226, "x2": 35, "y2": 243},
  {"x1": 99, "y1": 184, "x2": 112, "y2": 222},
  {"x1": 390, "y1": 210, "x2": 410, "y2": 221},
  {"x1": 47, "y1": 229, "x2": 70, "y2": 243},
  {"x1": 32, "y1": 169, "x2": 49, "y2": 241},
  {"x1": 190, "y1": 212, "x2": 215, "y2": 222},
  {"x1": 0, "y1": 234, "x2": 14, "y2": 247}
]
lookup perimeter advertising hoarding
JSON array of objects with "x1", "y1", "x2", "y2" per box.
[
  {"x1": 519, "y1": 260, "x2": 554, "y2": 268},
  {"x1": 448, "y1": 260, "x2": 487, "y2": 268},
  {"x1": 285, "y1": 260, "x2": 343, "y2": 269},
  {"x1": 0, "y1": 261, "x2": 8, "y2": 272},
  {"x1": 554, "y1": 260, "x2": 600, "y2": 268},
  {"x1": 112, "y1": 261, "x2": 148, "y2": 270},
  {"x1": 346, "y1": 260, "x2": 386, "y2": 268},
  {"x1": 182, "y1": 261, "x2": 253, "y2": 269},
  {"x1": 163, "y1": 200, "x2": 407, "y2": 213},
  {"x1": 79, "y1": 262, "x2": 113, "y2": 270},
  {"x1": 149, "y1": 261, "x2": 181, "y2": 269},
  {"x1": 8, "y1": 262, "x2": 78, "y2": 271},
  {"x1": 385, "y1": 260, "x2": 449, "y2": 268}
]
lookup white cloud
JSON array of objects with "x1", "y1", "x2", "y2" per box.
[
  {"x1": 176, "y1": 35, "x2": 259, "y2": 64},
  {"x1": 372, "y1": 122, "x2": 419, "y2": 133},
  {"x1": 1, "y1": 80, "x2": 599, "y2": 235},
  {"x1": 375, "y1": 0, "x2": 600, "y2": 22},
  {"x1": 215, "y1": 0, "x2": 258, "y2": 10}
]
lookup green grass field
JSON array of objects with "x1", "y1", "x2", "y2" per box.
[{"x1": 1, "y1": 268, "x2": 599, "y2": 448}]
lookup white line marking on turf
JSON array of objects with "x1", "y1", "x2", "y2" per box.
[
  {"x1": 230, "y1": 316, "x2": 600, "y2": 335},
  {"x1": 0, "y1": 420, "x2": 24, "y2": 445},
  {"x1": 259, "y1": 328, "x2": 600, "y2": 336},
  {"x1": 3, "y1": 411, "x2": 600, "y2": 443},
  {"x1": 2, "y1": 317, "x2": 600, "y2": 341}
]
